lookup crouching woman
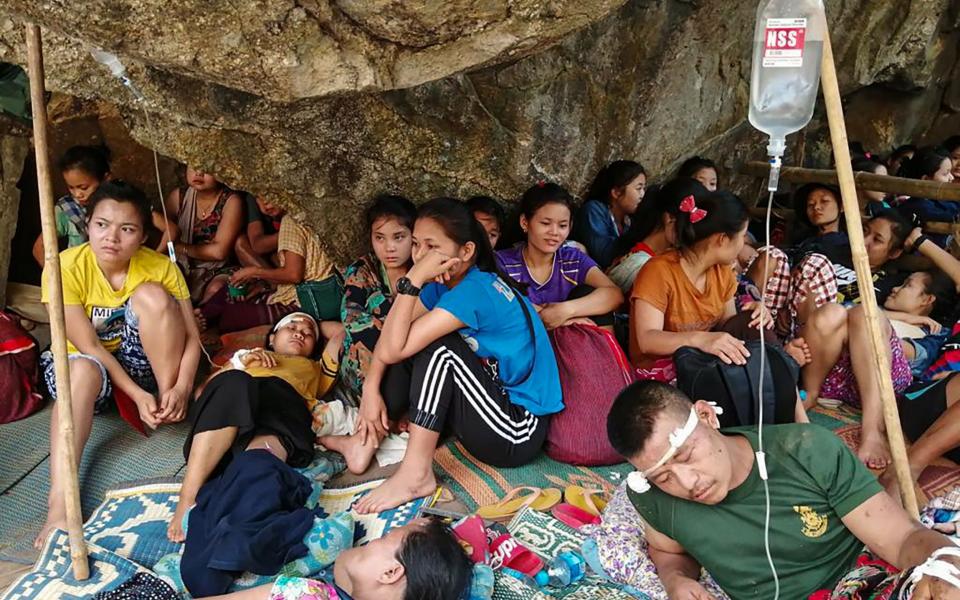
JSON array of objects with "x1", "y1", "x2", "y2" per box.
[
  {"x1": 352, "y1": 198, "x2": 562, "y2": 513},
  {"x1": 37, "y1": 180, "x2": 201, "y2": 547}
]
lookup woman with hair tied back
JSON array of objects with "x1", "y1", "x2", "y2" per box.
[
  {"x1": 630, "y1": 188, "x2": 772, "y2": 377},
  {"x1": 573, "y1": 160, "x2": 647, "y2": 269}
]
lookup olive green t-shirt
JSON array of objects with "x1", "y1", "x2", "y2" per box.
[{"x1": 629, "y1": 424, "x2": 882, "y2": 600}]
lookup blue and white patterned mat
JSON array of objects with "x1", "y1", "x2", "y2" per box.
[{"x1": 2, "y1": 460, "x2": 428, "y2": 599}]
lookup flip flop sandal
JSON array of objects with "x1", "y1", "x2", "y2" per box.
[
  {"x1": 487, "y1": 527, "x2": 544, "y2": 576},
  {"x1": 564, "y1": 485, "x2": 608, "y2": 517},
  {"x1": 475, "y1": 486, "x2": 561, "y2": 523},
  {"x1": 451, "y1": 515, "x2": 490, "y2": 564},
  {"x1": 551, "y1": 503, "x2": 601, "y2": 530}
]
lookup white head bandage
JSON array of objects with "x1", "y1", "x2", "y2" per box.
[
  {"x1": 627, "y1": 408, "x2": 700, "y2": 494},
  {"x1": 272, "y1": 312, "x2": 319, "y2": 336}
]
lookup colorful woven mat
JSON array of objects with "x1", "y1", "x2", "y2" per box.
[{"x1": 434, "y1": 441, "x2": 632, "y2": 512}]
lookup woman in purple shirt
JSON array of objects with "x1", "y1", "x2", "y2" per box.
[{"x1": 496, "y1": 182, "x2": 622, "y2": 329}]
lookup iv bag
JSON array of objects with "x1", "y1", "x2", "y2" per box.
[{"x1": 748, "y1": 0, "x2": 827, "y2": 157}]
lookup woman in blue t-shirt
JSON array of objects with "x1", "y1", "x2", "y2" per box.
[{"x1": 346, "y1": 198, "x2": 562, "y2": 514}]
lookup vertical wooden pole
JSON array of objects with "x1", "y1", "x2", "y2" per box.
[
  {"x1": 820, "y1": 32, "x2": 920, "y2": 518},
  {"x1": 24, "y1": 23, "x2": 90, "y2": 579}
]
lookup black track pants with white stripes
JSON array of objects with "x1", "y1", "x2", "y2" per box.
[{"x1": 382, "y1": 333, "x2": 547, "y2": 468}]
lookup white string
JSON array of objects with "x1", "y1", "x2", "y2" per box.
[
  {"x1": 121, "y1": 73, "x2": 215, "y2": 367},
  {"x1": 758, "y1": 185, "x2": 779, "y2": 600}
]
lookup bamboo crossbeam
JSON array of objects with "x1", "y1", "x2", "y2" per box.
[
  {"x1": 742, "y1": 162, "x2": 960, "y2": 202},
  {"x1": 25, "y1": 23, "x2": 89, "y2": 579},
  {"x1": 747, "y1": 207, "x2": 956, "y2": 235},
  {"x1": 820, "y1": 32, "x2": 920, "y2": 518}
]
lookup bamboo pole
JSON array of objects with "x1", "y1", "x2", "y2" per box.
[
  {"x1": 742, "y1": 161, "x2": 960, "y2": 202},
  {"x1": 25, "y1": 23, "x2": 90, "y2": 579},
  {"x1": 820, "y1": 31, "x2": 920, "y2": 517},
  {"x1": 747, "y1": 206, "x2": 954, "y2": 235}
]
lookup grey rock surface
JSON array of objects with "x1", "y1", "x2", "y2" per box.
[{"x1": 0, "y1": 0, "x2": 957, "y2": 262}]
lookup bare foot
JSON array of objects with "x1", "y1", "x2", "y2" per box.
[
  {"x1": 784, "y1": 337, "x2": 812, "y2": 367},
  {"x1": 320, "y1": 433, "x2": 376, "y2": 475},
  {"x1": 858, "y1": 430, "x2": 893, "y2": 470},
  {"x1": 880, "y1": 462, "x2": 923, "y2": 508},
  {"x1": 193, "y1": 308, "x2": 208, "y2": 333},
  {"x1": 354, "y1": 465, "x2": 436, "y2": 514},
  {"x1": 34, "y1": 507, "x2": 65, "y2": 549},
  {"x1": 167, "y1": 500, "x2": 191, "y2": 543}
]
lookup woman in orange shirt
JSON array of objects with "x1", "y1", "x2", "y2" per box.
[{"x1": 630, "y1": 189, "x2": 769, "y2": 376}]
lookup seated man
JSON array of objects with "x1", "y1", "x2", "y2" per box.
[
  {"x1": 204, "y1": 519, "x2": 472, "y2": 600},
  {"x1": 606, "y1": 380, "x2": 960, "y2": 599}
]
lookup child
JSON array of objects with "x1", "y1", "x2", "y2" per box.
[
  {"x1": 235, "y1": 193, "x2": 284, "y2": 268},
  {"x1": 36, "y1": 180, "x2": 201, "y2": 548},
  {"x1": 169, "y1": 312, "x2": 343, "y2": 542},
  {"x1": 573, "y1": 161, "x2": 647, "y2": 268},
  {"x1": 165, "y1": 166, "x2": 245, "y2": 304},
  {"x1": 341, "y1": 195, "x2": 418, "y2": 402},
  {"x1": 204, "y1": 519, "x2": 472, "y2": 600},
  {"x1": 498, "y1": 182, "x2": 623, "y2": 329},
  {"x1": 675, "y1": 156, "x2": 718, "y2": 192},
  {"x1": 32, "y1": 145, "x2": 111, "y2": 266},
  {"x1": 465, "y1": 195, "x2": 505, "y2": 249},
  {"x1": 333, "y1": 198, "x2": 562, "y2": 514},
  {"x1": 199, "y1": 214, "x2": 336, "y2": 333}
]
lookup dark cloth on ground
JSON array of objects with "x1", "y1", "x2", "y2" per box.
[
  {"x1": 92, "y1": 573, "x2": 180, "y2": 600},
  {"x1": 900, "y1": 372, "x2": 960, "y2": 463},
  {"x1": 629, "y1": 424, "x2": 882, "y2": 599},
  {"x1": 182, "y1": 449, "x2": 317, "y2": 597},
  {"x1": 199, "y1": 284, "x2": 295, "y2": 333},
  {"x1": 184, "y1": 370, "x2": 315, "y2": 472},
  {"x1": 382, "y1": 332, "x2": 548, "y2": 467}
]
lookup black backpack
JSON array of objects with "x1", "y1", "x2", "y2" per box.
[{"x1": 674, "y1": 340, "x2": 799, "y2": 428}]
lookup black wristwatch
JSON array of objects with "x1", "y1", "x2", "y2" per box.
[
  {"x1": 396, "y1": 277, "x2": 421, "y2": 297},
  {"x1": 911, "y1": 235, "x2": 929, "y2": 254}
]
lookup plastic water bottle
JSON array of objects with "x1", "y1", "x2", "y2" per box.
[
  {"x1": 748, "y1": 0, "x2": 827, "y2": 189},
  {"x1": 533, "y1": 551, "x2": 587, "y2": 588}
]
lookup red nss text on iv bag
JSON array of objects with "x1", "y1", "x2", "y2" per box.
[{"x1": 749, "y1": 0, "x2": 826, "y2": 161}]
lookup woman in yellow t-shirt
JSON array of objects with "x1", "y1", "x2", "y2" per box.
[
  {"x1": 168, "y1": 312, "x2": 343, "y2": 543},
  {"x1": 36, "y1": 180, "x2": 202, "y2": 548}
]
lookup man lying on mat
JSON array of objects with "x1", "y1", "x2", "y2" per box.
[
  {"x1": 607, "y1": 380, "x2": 960, "y2": 600},
  {"x1": 202, "y1": 519, "x2": 472, "y2": 600}
]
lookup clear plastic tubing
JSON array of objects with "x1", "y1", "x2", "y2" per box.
[{"x1": 748, "y1": 0, "x2": 826, "y2": 191}]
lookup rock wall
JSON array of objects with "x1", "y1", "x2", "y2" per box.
[
  {"x1": 0, "y1": 115, "x2": 30, "y2": 304},
  {"x1": 0, "y1": 0, "x2": 958, "y2": 263}
]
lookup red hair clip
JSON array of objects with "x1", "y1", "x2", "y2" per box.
[
  {"x1": 679, "y1": 195, "x2": 708, "y2": 224},
  {"x1": 536, "y1": 180, "x2": 546, "y2": 188}
]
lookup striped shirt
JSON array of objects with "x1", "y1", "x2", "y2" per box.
[{"x1": 496, "y1": 244, "x2": 597, "y2": 305}]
